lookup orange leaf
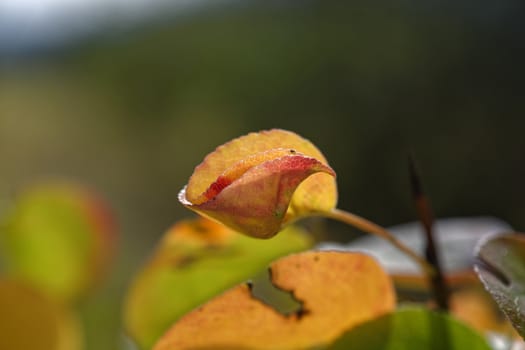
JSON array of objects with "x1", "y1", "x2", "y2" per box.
[
  {"x1": 153, "y1": 251, "x2": 395, "y2": 350},
  {"x1": 123, "y1": 217, "x2": 312, "y2": 349},
  {"x1": 179, "y1": 129, "x2": 337, "y2": 238}
]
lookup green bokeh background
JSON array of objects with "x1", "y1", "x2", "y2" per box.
[{"x1": 1, "y1": 1, "x2": 524, "y2": 349}]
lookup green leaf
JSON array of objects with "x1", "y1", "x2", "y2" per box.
[
  {"x1": 474, "y1": 233, "x2": 525, "y2": 339},
  {"x1": 326, "y1": 307, "x2": 491, "y2": 350},
  {"x1": 123, "y1": 217, "x2": 312, "y2": 350},
  {"x1": 0, "y1": 182, "x2": 116, "y2": 303}
]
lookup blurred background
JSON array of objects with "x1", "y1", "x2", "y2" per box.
[{"x1": 1, "y1": 0, "x2": 525, "y2": 349}]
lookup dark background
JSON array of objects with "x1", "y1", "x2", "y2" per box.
[{"x1": 1, "y1": 1, "x2": 525, "y2": 349}]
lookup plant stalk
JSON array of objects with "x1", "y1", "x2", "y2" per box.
[
  {"x1": 409, "y1": 156, "x2": 449, "y2": 310},
  {"x1": 317, "y1": 208, "x2": 435, "y2": 277}
]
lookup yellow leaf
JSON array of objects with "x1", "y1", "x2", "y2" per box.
[
  {"x1": 153, "y1": 251, "x2": 395, "y2": 350},
  {"x1": 0, "y1": 279, "x2": 83, "y2": 350},
  {"x1": 179, "y1": 129, "x2": 337, "y2": 238}
]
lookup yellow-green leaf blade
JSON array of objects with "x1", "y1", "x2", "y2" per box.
[
  {"x1": 123, "y1": 217, "x2": 312, "y2": 349},
  {"x1": 0, "y1": 182, "x2": 117, "y2": 303}
]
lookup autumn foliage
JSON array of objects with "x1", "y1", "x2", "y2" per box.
[
  {"x1": 1, "y1": 129, "x2": 524, "y2": 350},
  {"x1": 179, "y1": 129, "x2": 337, "y2": 238}
]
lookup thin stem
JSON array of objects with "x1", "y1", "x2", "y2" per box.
[
  {"x1": 317, "y1": 208, "x2": 435, "y2": 277},
  {"x1": 409, "y1": 156, "x2": 449, "y2": 310}
]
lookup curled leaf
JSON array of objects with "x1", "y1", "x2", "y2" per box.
[
  {"x1": 474, "y1": 233, "x2": 525, "y2": 339},
  {"x1": 0, "y1": 182, "x2": 117, "y2": 302},
  {"x1": 153, "y1": 251, "x2": 395, "y2": 350},
  {"x1": 124, "y1": 217, "x2": 311, "y2": 349},
  {"x1": 179, "y1": 129, "x2": 337, "y2": 238}
]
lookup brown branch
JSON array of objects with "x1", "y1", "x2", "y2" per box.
[{"x1": 409, "y1": 155, "x2": 449, "y2": 311}]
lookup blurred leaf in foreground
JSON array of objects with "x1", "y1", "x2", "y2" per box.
[
  {"x1": 328, "y1": 307, "x2": 491, "y2": 350},
  {"x1": 0, "y1": 279, "x2": 83, "y2": 350},
  {"x1": 153, "y1": 251, "x2": 395, "y2": 350},
  {"x1": 0, "y1": 182, "x2": 117, "y2": 303},
  {"x1": 449, "y1": 287, "x2": 518, "y2": 337},
  {"x1": 475, "y1": 233, "x2": 525, "y2": 340},
  {"x1": 124, "y1": 217, "x2": 312, "y2": 349},
  {"x1": 179, "y1": 129, "x2": 337, "y2": 238}
]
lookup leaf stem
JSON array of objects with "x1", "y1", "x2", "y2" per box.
[{"x1": 316, "y1": 208, "x2": 435, "y2": 277}]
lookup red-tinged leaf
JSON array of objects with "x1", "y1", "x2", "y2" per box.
[{"x1": 179, "y1": 129, "x2": 337, "y2": 238}]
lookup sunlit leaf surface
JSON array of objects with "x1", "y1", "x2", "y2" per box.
[
  {"x1": 474, "y1": 233, "x2": 525, "y2": 339},
  {"x1": 179, "y1": 129, "x2": 337, "y2": 238},
  {"x1": 0, "y1": 279, "x2": 82, "y2": 350},
  {"x1": 153, "y1": 251, "x2": 395, "y2": 350},
  {"x1": 0, "y1": 182, "x2": 117, "y2": 303},
  {"x1": 124, "y1": 217, "x2": 312, "y2": 349},
  {"x1": 328, "y1": 307, "x2": 491, "y2": 350}
]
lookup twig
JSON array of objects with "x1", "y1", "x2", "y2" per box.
[
  {"x1": 317, "y1": 208, "x2": 435, "y2": 277},
  {"x1": 409, "y1": 155, "x2": 449, "y2": 311}
]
